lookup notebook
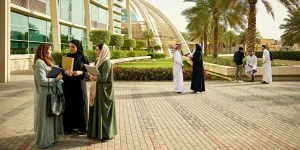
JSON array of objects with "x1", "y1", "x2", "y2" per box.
[
  {"x1": 62, "y1": 56, "x2": 74, "y2": 71},
  {"x1": 47, "y1": 67, "x2": 63, "y2": 78},
  {"x1": 83, "y1": 64, "x2": 100, "y2": 76}
]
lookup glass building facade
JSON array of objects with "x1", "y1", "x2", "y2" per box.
[
  {"x1": 10, "y1": 0, "x2": 114, "y2": 54},
  {"x1": 10, "y1": 12, "x2": 52, "y2": 54}
]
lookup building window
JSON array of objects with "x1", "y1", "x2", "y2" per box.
[
  {"x1": 60, "y1": 25, "x2": 88, "y2": 51},
  {"x1": 59, "y1": 0, "x2": 85, "y2": 25},
  {"x1": 10, "y1": 12, "x2": 51, "y2": 54}
]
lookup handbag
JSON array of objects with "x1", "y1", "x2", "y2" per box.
[{"x1": 46, "y1": 79, "x2": 66, "y2": 117}]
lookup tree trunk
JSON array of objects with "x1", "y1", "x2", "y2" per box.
[
  {"x1": 230, "y1": 38, "x2": 232, "y2": 54},
  {"x1": 213, "y1": 13, "x2": 219, "y2": 58},
  {"x1": 204, "y1": 25, "x2": 208, "y2": 56},
  {"x1": 246, "y1": 1, "x2": 257, "y2": 52}
]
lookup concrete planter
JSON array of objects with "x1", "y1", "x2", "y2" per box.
[
  {"x1": 89, "y1": 56, "x2": 151, "y2": 65},
  {"x1": 203, "y1": 62, "x2": 300, "y2": 81}
]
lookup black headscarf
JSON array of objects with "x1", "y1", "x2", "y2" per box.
[
  {"x1": 193, "y1": 44, "x2": 203, "y2": 61},
  {"x1": 70, "y1": 39, "x2": 83, "y2": 52},
  {"x1": 195, "y1": 44, "x2": 202, "y2": 53}
]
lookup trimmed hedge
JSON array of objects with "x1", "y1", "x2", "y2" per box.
[
  {"x1": 136, "y1": 40, "x2": 148, "y2": 50},
  {"x1": 123, "y1": 39, "x2": 136, "y2": 49},
  {"x1": 113, "y1": 67, "x2": 222, "y2": 81},
  {"x1": 153, "y1": 45, "x2": 162, "y2": 50},
  {"x1": 89, "y1": 30, "x2": 111, "y2": 45},
  {"x1": 52, "y1": 50, "x2": 148, "y2": 64},
  {"x1": 109, "y1": 34, "x2": 124, "y2": 49},
  {"x1": 52, "y1": 51, "x2": 69, "y2": 65},
  {"x1": 255, "y1": 51, "x2": 300, "y2": 61},
  {"x1": 148, "y1": 53, "x2": 166, "y2": 59}
]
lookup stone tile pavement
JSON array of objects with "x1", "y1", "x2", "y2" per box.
[{"x1": 0, "y1": 71, "x2": 300, "y2": 150}]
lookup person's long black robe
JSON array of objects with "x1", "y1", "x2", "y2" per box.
[
  {"x1": 61, "y1": 51, "x2": 89, "y2": 133},
  {"x1": 191, "y1": 50, "x2": 205, "y2": 92}
]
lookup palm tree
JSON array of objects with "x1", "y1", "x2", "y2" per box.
[
  {"x1": 142, "y1": 30, "x2": 155, "y2": 50},
  {"x1": 223, "y1": 31, "x2": 238, "y2": 53},
  {"x1": 245, "y1": 0, "x2": 298, "y2": 52},
  {"x1": 238, "y1": 30, "x2": 261, "y2": 51},
  {"x1": 280, "y1": 8, "x2": 300, "y2": 46},
  {"x1": 182, "y1": 2, "x2": 212, "y2": 56},
  {"x1": 238, "y1": 31, "x2": 247, "y2": 49},
  {"x1": 183, "y1": 0, "x2": 247, "y2": 57}
]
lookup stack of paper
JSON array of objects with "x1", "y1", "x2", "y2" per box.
[
  {"x1": 62, "y1": 56, "x2": 74, "y2": 71},
  {"x1": 83, "y1": 64, "x2": 100, "y2": 76}
]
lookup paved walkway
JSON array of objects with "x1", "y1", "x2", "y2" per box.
[{"x1": 0, "y1": 72, "x2": 300, "y2": 150}]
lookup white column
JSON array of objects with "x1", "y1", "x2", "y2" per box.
[
  {"x1": 126, "y1": 0, "x2": 132, "y2": 39},
  {"x1": 84, "y1": 0, "x2": 93, "y2": 50},
  {"x1": 49, "y1": 0, "x2": 61, "y2": 51},
  {"x1": 0, "y1": 0, "x2": 10, "y2": 83},
  {"x1": 108, "y1": 0, "x2": 114, "y2": 34}
]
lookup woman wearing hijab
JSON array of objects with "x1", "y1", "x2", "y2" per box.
[
  {"x1": 61, "y1": 39, "x2": 89, "y2": 134},
  {"x1": 33, "y1": 43, "x2": 64, "y2": 148},
  {"x1": 191, "y1": 44, "x2": 205, "y2": 93},
  {"x1": 87, "y1": 44, "x2": 117, "y2": 142}
]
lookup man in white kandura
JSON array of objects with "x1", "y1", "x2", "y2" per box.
[
  {"x1": 245, "y1": 51, "x2": 257, "y2": 82},
  {"x1": 173, "y1": 44, "x2": 184, "y2": 93},
  {"x1": 261, "y1": 45, "x2": 272, "y2": 84}
]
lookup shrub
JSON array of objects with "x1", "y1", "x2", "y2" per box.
[
  {"x1": 89, "y1": 30, "x2": 111, "y2": 45},
  {"x1": 51, "y1": 50, "x2": 148, "y2": 64},
  {"x1": 255, "y1": 51, "x2": 300, "y2": 61},
  {"x1": 153, "y1": 45, "x2": 162, "y2": 51},
  {"x1": 84, "y1": 50, "x2": 97, "y2": 63},
  {"x1": 52, "y1": 51, "x2": 69, "y2": 65},
  {"x1": 148, "y1": 53, "x2": 166, "y2": 59},
  {"x1": 113, "y1": 67, "x2": 221, "y2": 81},
  {"x1": 136, "y1": 40, "x2": 148, "y2": 50},
  {"x1": 123, "y1": 39, "x2": 136, "y2": 49},
  {"x1": 111, "y1": 50, "x2": 128, "y2": 59},
  {"x1": 109, "y1": 34, "x2": 124, "y2": 49}
]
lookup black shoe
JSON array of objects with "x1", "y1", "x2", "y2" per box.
[
  {"x1": 101, "y1": 137, "x2": 114, "y2": 143},
  {"x1": 78, "y1": 131, "x2": 87, "y2": 135},
  {"x1": 261, "y1": 81, "x2": 269, "y2": 84},
  {"x1": 177, "y1": 92, "x2": 182, "y2": 93},
  {"x1": 251, "y1": 80, "x2": 254, "y2": 82}
]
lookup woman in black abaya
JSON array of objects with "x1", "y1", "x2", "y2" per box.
[
  {"x1": 61, "y1": 39, "x2": 89, "y2": 134},
  {"x1": 191, "y1": 44, "x2": 205, "y2": 93}
]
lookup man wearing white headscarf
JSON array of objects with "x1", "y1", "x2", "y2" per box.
[
  {"x1": 87, "y1": 44, "x2": 117, "y2": 142},
  {"x1": 261, "y1": 45, "x2": 272, "y2": 84},
  {"x1": 173, "y1": 44, "x2": 184, "y2": 93}
]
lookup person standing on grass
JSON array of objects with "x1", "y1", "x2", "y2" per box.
[
  {"x1": 233, "y1": 47, "x2": 245, "y2": 82},
  {"x1": 173, "y1": 44, "x2": 184, "y2": 93}
]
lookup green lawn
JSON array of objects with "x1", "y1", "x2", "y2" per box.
[{"x1": 116, "y1": 58, "x2": 191, "y2": 68}]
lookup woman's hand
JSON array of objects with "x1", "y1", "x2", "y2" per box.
[
  {"x1": 64, "y1": 69, "x2": 73, "y2": 77},
  {"x1": 89, "y1": 75, "x2": 97, "y2": 81},
  {"x1": 56, "y1": 73, "x2": 63, "y2": 80},
  {"x1": 73, "y1": 71, "x2": 83, "y2": 76}
]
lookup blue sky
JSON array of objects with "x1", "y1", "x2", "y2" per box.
[{"x1": 133, "y1": 0, "x2": 290, "y2": 40}]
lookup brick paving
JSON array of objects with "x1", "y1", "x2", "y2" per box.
[{"x1": 0, "y1": 72, "x2": 300, "y2": 150}]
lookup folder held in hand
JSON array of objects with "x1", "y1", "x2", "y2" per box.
[{"x1": 62, "y1": 56, "x2": 74, "y2": 71}]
